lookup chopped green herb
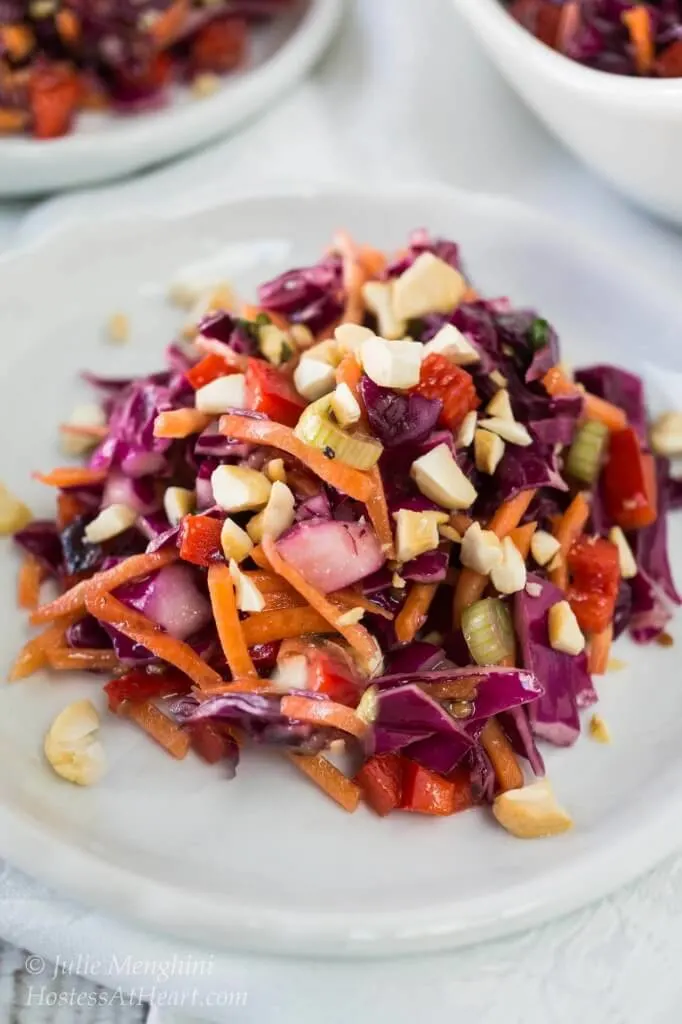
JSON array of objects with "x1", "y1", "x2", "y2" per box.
[
  {"x1": 280, "y1": 342, "x2": 293, "y2": 363},
  {"x1": 255, "y1": 312, "x2": 271, "y2": 327},
  {"x1": 528, "y1": 317, "x2": 550, "y2": 352}
]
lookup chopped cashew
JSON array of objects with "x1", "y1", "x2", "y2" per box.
[
  {"x1": 163, "y1": 486, "x2": 195, "y2": 526},
  {"x1": 334, "y1": 323, "x2": 374, "y2": 355},
  {"x1": 456, "y1": 410, "x2": 477, "y2": 448},
  {"x1": 651, "y1": 412, "x2": 682, "y2": 457},
  {"x1": 410, "y1": 443, "x2": 477, "y2": 510},
  {"x1": 486, "y1": 389, "x2": 514, "y2": 421},
  {"x1": 531, "y1": 530, "x2": 561, "y2": 567},
  {"x1": 478, "y1": 417, "x2": 532, "y2": 447},
  {"x1": 439, "y1": 524, "x2": 462, "y2": 543},
  {"x1": 265, "y1": 458, "x2": 287, "y2": 484},
  {"x1": 474, "y1": 428, "x2": 505, "y2": 474},
  {"x1": 303, "y1": 338, "x2": 340, "y2": 366},
  {"x1": 589, "y1": 714, "x2": 611, "y2": 744},
  {"x1": 107, "y1": 312, "x2": 129, "y2": 344},
  {"x1": 493, "y1": 779, "x2": 573, "y2": 839},
  {"x1": 393, "y1": 509, "x2": 447, "y2": 563},
  {"x1": 84, "y1": 504, "x2": 137, "y2": 543},
  {"x1": 185, "y1": 284, "x2": 234, "y2": 338},
  {"x1": 211, "y1": 465, "x2": 271, "y2": 513},
  {"x1": 361, "y1": 280, "x2": 406, "y2": 340},
  {"x1": 290, "y1": 324, "x2": 314, "y2": 350},
  {"x1": 489, "y1": 370, "x2": 507, "y2": 389},
  {"x1": 548, "y1": 600, "x2": 585, "y2": 656},
  {"x1": 331, "y1": 382, "x2": 362, "y2": 427},
  {"x1": 44, "y1": 700, "x2": 107, "y2": 787},
  {"x1": 423, "y1": 324, "x2": 480, "y2": 366},
  {"x1": 220, "y1": 517, "x2": 253, "y2": 563},
  {"x1": 608, "y1": 526, "x2": 637, "y2": 580},
  {"x1": 460, "y1": 522, "x2": 503, "y2": 575},
  {"x1": 229, "y1": 560, "x2": 265, "y2": 613},
  {"x1": 360, "y1": 337, "x2": 423, "y2": 390},
  {"x1": 336, "y1": 606, "x2": 365, "y2": 626},
  {"x1": 490, "y1": 536, "x2": 527, "y2": 595},
  {"x1": 0, "y1": 483, "x2": 32, "y2": 534},
  {"x1": 259, "y1": 324, "x2": 292, "y2": 366},
  {"x1": 293, "y1": 358, "x2": 337, "y2": 402},
  {"x1": 393, "y1": 253, "x2": 467, "y2": 321},
  {"x1": 61, "y1": 403, "x2": 107, "y2": 456},
  {"x1": 392, "y1": 572, "x2": 406, "y2": 589},
  {"x1": 195, "y1": 373, "x2": 246, "y2": 414},
  {"x1": 246, "y1": 481, "x2": 296, "y2": 542}
]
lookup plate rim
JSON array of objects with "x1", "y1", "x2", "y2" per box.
[{"x1": 2, "y1": 181, "x2": 682, "y2": 957}]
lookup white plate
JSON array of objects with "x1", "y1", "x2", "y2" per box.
[
  {"x1": 0, "y1": 0, "x2": 342, "y2": 198},
  {"x1": 1, "y1": 184, "x2": 682, "y2": 959}
]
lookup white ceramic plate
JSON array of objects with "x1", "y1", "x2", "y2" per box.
[
  {"x1": 0, "y1": 0, "x2": 342, "y2": 198},
  {"x1": 1, "y1": 184, "x2": 682, "y2": 959}
]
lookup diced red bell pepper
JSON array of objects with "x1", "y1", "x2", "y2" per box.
[
  {"x1": 178, "y1": 514, "x2": 223, "y2": 566},
  {"x1": 602, "y1": 427, "x2": 658, "y2": 531},
  {"x1": 29, "y1": 64, "x2": 81, "y2": 139},
  {"x1": 56, "y1": 492, "x2": 88, "y2": 530},
  {"x1": 566, "y1": 536, "x2": 620, "y2": 634},
  {"x1": 355, "y1": 753, "x2": 404, "y2": 817},
  {"x1": 655, "y1": 40, "x2": 682, "y2": 77},
  {"x1": 185, "y1": 352, "x2": 237, "y2": 391},
  {"x1": 113, "y1": 52, "x2": 174, "y2": 99},
  {"x1": 507, "y1": 0, "x2": 562, "y2": 47},
  {"x1": 190, "y1": 16, "x2": 247, "y2": 73},
  {"x1": 187, "y1": 721, "x2": 236, "y2": 764},
  {"x1": 104, "y1": 668, "x2": 191, "y2": 713},
  {"x1": 400, "y1": 761, "x2": 473, "y2": 816},
  {"x1": 412, "y1": 353, "x2": 480, "y2": 432},
  {"x1": 278, "y1": 639, "x2": 361, "y2": 706},
  {"x1": 245, "y1": 359, "x2": 306, "y2": 427}
]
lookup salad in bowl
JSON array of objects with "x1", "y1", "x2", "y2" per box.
[{"x1": 6, "y1": 227, "x2": 681, "y2": 841}]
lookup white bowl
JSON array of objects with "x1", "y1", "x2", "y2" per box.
[{"x1": 451, "y1": 0, "x2": 682, "y2": 225}]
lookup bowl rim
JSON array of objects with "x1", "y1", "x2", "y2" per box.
[{"x1": 451, "y1": 0, "x2": 682, "y2": 108}]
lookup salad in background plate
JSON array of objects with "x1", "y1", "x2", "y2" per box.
[{"x1": 5, "y1": 226, "x2": 682, "y2": 840}]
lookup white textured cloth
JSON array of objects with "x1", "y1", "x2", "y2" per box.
[{"x1": 3, "y1": 2, "x2": 682, "y2": 1022}]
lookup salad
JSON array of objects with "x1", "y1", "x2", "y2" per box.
[
  {"x1": 0, "y1": 0, "x2": 291, "y2": 139},
  {"x1": 505, "y1": 1, "x2": 682, "y2": 77},
  {"x1": 6, "y1": 228, "x2": 682, "y2": 840}
]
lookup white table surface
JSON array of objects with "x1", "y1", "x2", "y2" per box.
[{"x1": 3, "y1": 1, "x2": 682, "y2": 1021}]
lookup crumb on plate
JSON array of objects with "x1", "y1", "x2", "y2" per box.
[
  {"x1": 589, "y1": 714, "x2": 611, "y2": 744},
  {"x1": 107, "y1": 312, "x2": 130, "y2": 344}
]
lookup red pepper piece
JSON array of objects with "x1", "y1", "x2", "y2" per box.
[
  {"x1": 507, "y1": 0, "x2": 562, "y2": 47},
  {"x1": 187, "y1": 721, "x2": 236, "y2": 764},
  {"x1": 185, "y1": 352, "x2": 237, "y2": 391},
  {"x1": 190, "y1": 17, "x2": 247, "y2": 73},
  {"x1": 29, "y1": 64, "x2": 81, "y2": 139},
  {"x1": 566, "y1": 536, "x2": 620, "y2": 634},
  {"x1": 400, "y1": 761, "x2": 473, "y2": 816},
  {"x1": 413, "y1": 353, "x2": 480, "y2": 432},
  {"x1": 655, "y1": 40, "x2": 682, "y2": 77},
  {"x1": 355, "y1": 753, "x2": 404, "y2": 816},
  {"x1": 602, "y1": 427, "x2": 658, "y2": 531},
  {"x1": 245, "y1": 359, "x2": 306, "y2": 427},
  {"x1": 104, "y1": 668, "x2": 191, "y2": 713},
  {"x1": 178, "y1": 515, "x2": 223, "y2": 566}
]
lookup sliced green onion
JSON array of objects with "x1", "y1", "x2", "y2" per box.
[
  {"x1": 294, "y1": 396, "x2": 383, "y2": 470},
  {"x1": 565, "y1": 419, "x2": 608, "y2": 484},
  {"x1": 461, "y1": 598, "x2": 515, "y2": 666}
]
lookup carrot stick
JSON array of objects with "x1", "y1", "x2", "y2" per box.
[
  {"x1": 358, "y1": 246, "x2": 387, "y2": 278},
  {"x1": 8, "y1": 612, "x2": 82, "y2": 682},
  {"x1": 0, "y1": 108, "x2": 28, "y2": 133},
  {"x1": 207, "y1": 564, "x2": 257, "y2": 679},
  {"x1": 1, "y1": 25, "x2": 34, "y2": 60},
  {"x1": 32, "y1": 467, "x2": 108, "y2": 488},
  {"x1": 17, "y1": 555, "x2": 44, "y2": 611},
  {"x1": 153, "y1": 409, "x2": 212, "y2": 439},
  {"x1": 59, "y1": 423, "x2": 108, "y2": 440},
  {"x1": 509, "y1": 521, "x2": 537, "y2": 560},
  {"x1": 85, "y1": 592, "x2": 224, "y2": 691},
  {"x1": 550, "y1": 491, "x2": 591, "y2": 589},
  {"x1": 480, "y1": 718, "x2": 523, "y2": 792},
  {"x1": 589, "y1": 624, "x2": 613, "y2": 676},
  {"x1": 365, "y1": 466, "x2": 395, "y2": 559},
  {"x1": 395, "y1": 583, "x2": 438, "y2": 644},
  {"x1": 47, "y1": 648, "x2": 121, "y2": 672},
  {"x1": 280, "y1": 695, "x2": 369, "y2": 740},
  {"x1": 242, "y1": 606, "x2": 335, "y2": 645},
  {"x1": 335, "y1": 353, "x2": 364, "y2": 400},
  {"x1": 249, "y1": 545, "x2": 271, "y2": 570},
  {"x1": 243, "y1": 573, "x2": 392, "y2": 619},
  {"x1": 287, "y1": 752, "x2": 360, "y2": 812},
  {"x1": 149, "y1": 0, "x2": 189, "y2": 47},
  {"x1": 263, "y1": 536, "x2": 382, "y2": 675},
  {"x1": 542, "y1": 367, "x2": 627, "y2": 432},
  {"x1": 123, "y1": 700, "x2": 190, "y2": 760},
  {"x1": 240, "y1": 304, "x2": 290, "y2": 332},
  {"x1": 622, "y1": 5, "x2": 654, "y2": 75},
  {"x1": 333, "y1": 230, "x2": 369, "y2": 325},
  {"x1": 453, "y1": 490, "x2": 536, "y2": 627},
  {"x1": 219, "y1": 415, "x2": 373, "y2": 503},
  {"x1": 31, "y1": 549, "x2": 177, "y2": 625}
]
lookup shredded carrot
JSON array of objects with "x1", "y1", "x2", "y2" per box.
[
  {"x1": 288, "y1": 752, "x2": 360, "y2": 812},
  {"x1": 149, "y1": 0, "x2": 189, "y2": 47},
  {"x1": 542, "y1": 367, "x2": 627, "y2": 432},
  {"x1": 335, "y1": 353, "x2": 364, "y2": 401},
  {"x1": 557, "y1": 0, "x2": 580, "y2": 52},
  {"x1": 32, "y1": 467, "x2": 108, "y2": 488},
  {"x1": 31, "y1": 549, "x2": 177, "y2": 625},
  {"x1": 56, "y1": 8, "x2": 80, "y2": 44},
  {"x1": 622, "y1": 5, "x2": 654, "y2": 74},
  {"x1": 240, "y1": 304, "x2": 290, "y2": 332},
  {"x1": 550, "y1": 491, "x2": 591, "y2": 590},
  {"x1": 8, "y1": 613, "x2": 81, "y2": 682},
  {"x1": 249, "y1": 545, "x2": 271, "y2": 570},
  {"x1": 589, "y1": 624, "x2": 613, "y2": 675},
  {"x1": 86, "y1": 592, "x2": 223, "y2": 691},
  {"x1": 194, "y1": 335, "x2": 249, "y2": 371},
  {"x1": 243, "y1": 573, "x2": 391, "y2": 619},
  {"x1": 358, "y1": 245, "x2": 387, "y2": 278},
  {"x1": 333, "y1": 230, "x2": 369, "y2": 325},
  {"x1": 509, "y1": 521, "x2": 537, "y2": 560},
  {"x1": 47, "y1": 648, "x2": 121, "y2": 672},
  {"x1": 198, "y1": 677, "x2": 277, "y2": 696},
  {"x1": 207, "y1": 564, "x2": 257, "y2": 679},
  {"x1": 59, "y1": 423, "x2": 108, "y2": 440},
  {"x1": 365, "y1": 466, "x2": 395, "y2": 559},
  {"x1": 219, "y1": 415, "x2": 373, "y2": 503},
  {"x1": 123, "y1": 700, "x2": 190, "y2": 759},
  {"x1": 56, "y1": 492, "x2": 86, "y2": 529},
  {"x1": 242, "y1": 606, "x2": 334, "y2": 645},
  {"x1": 261, "y1": 589, "x2": 305, "y2": 612},
  {"x1": 1, "y1": 24, "x2": 34, "y2": 60},
  {"x1": 453, "y1": 490, "x2": 536, "y2": 627},
  {"x1": 280, "y1": 695, "x2": 369, "y2": 740},
  {"x1": 480, "y1": 718, "x2": 524, "y2": 792},
  {"x1": 262, "y1": 537, "x2": 381, "y2": 674},
  {"x1": 395, "y1": 583, "x2": 438, "y2": 644},
  {"x1": 17, "y1": 555, "x2": 44, "y2": 611},
  {"x1": 153, "y1": 409, "x2": 212, "y2": 439},
  {"x1": 0, "y1": 109, "x2": 28, "y2": 133}
]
